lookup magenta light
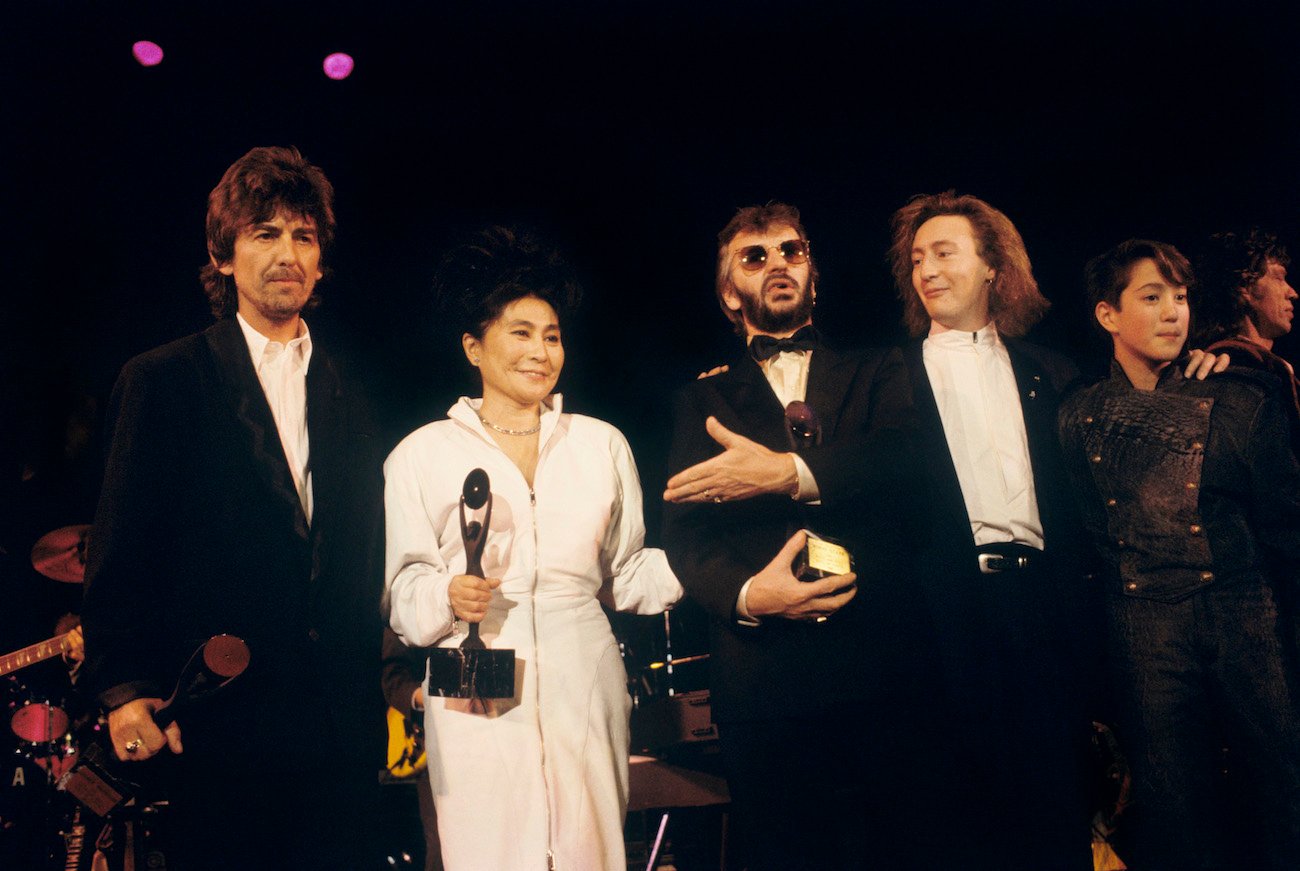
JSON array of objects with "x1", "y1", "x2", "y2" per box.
[
  {"x1": 132, "y1": 40, "x2": 164, "y2": 67},
  {"x1": 322, "y1": 52, "x2": 354, "y2": 80}
]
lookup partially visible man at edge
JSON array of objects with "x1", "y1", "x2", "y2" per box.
[
  {"x1": 662, "y1": 202, "x2": 933, "y2": 870},
  {"x1": 1195, "y1": 228, "x2": 1300, "y2": 452},
  {"x1": 80, "y1": 146, "x2": 385, "y2": 870}
]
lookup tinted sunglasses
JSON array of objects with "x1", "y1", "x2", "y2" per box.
[{"x1": 736, "y1": 239, "x2": 811, "y2": 272}]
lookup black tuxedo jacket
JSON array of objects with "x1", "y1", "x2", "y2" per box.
[
  {"x1": 82, "y1": 318, "x2": 385, "y2": 771},
  {"x1": 902, "y1": 336, "x2": 1082, "y2": 577},
  {"x1": 901, "y1": 335, "x2": 1098, "y2": 719},
  {"x1": 663, "y1": 343, "x2": 925, "y2": 723}
]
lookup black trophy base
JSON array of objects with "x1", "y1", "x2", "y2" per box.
[{"x1": 427, "y1": 648, "x2": 516, "y2": 699}]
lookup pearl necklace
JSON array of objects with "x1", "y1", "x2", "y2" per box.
[{"x1": 477, "y1": 412, "x2": 541, "y2": 436}]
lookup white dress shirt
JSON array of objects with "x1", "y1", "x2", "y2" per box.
[
  {"x1": 236, "y1": 313, "x2": 314, "y2": 524},
  {"x1": 922, "y1": 321, "x2": 1043, "y2": 549}
]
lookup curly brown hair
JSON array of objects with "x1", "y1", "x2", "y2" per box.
[
  {"x1": 888, "y1": 191, "x2": 1049, "y2": 338},
  {"x1": 1193, "y1": 229, "x2": 1290, "y2": 345}
]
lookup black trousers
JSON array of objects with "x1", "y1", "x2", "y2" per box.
[
  {"x1": 717, "y1": 703, "x2": 929, "y2": 871},
  {"x1": 165, "y1": 754, "x2": 379, "y2": 871}
]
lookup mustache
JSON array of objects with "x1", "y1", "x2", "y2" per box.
[
  {"x1": 763, "y1": 272, "x2": 800, "y2": 293},
  {"x1": 266, "y1": 268, "x2": 305, "y2": 282}
]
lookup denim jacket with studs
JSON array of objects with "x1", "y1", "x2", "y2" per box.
[{"x1": 1058, "y1": 361, "x2": 1300, "y2": 603}]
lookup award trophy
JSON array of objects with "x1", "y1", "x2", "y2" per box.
[{"x1": 426, "y1": 468, "x2": 516, "y2": 700}]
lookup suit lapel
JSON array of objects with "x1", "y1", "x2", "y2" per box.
[
  {"x1": 712, "y1": 354, "x2": 791, "y2": 450},
  {"x1": 712, "y1": 345, "x2": 862, "y2": 450},
  {"x1": 903, "y1": 339, "x2": 977, "y2": 542},
  {"x1": 305, "y1": 349, "x2": 345, "y2": 575},
  {"x1": 804, "y1": 347, "x2": 857, "y2": 442},
  {"x1": 1003, "y1": 339, "x2": 1053, "y2": 486},
  {"x1": 204, "y1": 319, "x2": 310, "y2": 542},
  {"x1": 1003, "y1": 339, "x2": 1065, "y2": 542}
]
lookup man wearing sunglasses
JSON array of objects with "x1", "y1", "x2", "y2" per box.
[{"x1": 662, "y1": 203, "x2": 929, "y2": 869}]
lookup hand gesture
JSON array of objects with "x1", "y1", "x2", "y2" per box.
[{"x1": 664, "y1": 416, "x2": 798, "y2": 503}]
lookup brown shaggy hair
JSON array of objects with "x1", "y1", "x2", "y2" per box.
[{"x1": 888, "y1": 191, "x2": 1049, "y2": 337}]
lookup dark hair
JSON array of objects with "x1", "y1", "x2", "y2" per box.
[
  {"x1": 888, "y1": 191, "x2": 1049, "y2": 338},
  {"x1": 1085, "y1": 239, "x2": 1195, "y2": 314},
  {"x1": 1193, "y1": 229, "x2": 1290, "y2": 344},
  {"x1": 433, "y1": 226, "x2": 582, "y2": 340},
  {"x1": 715, "y1": 202, "x2": 819, "y2": 336},
  {"x1": 200, "y1": 146, "x2": 336, "y2": 319}
]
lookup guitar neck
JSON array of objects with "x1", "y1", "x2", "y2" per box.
[{"x1": 0, "y1": 632, "x2": 70, "y2": 677}]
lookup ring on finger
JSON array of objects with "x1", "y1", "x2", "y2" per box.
[{"x1": 125, "y1": 738, "x2": 142, "y2": 754}]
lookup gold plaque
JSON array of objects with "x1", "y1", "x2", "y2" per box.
[{"x1": 805, "y1": 537, "x2": 852, "y2": 575}]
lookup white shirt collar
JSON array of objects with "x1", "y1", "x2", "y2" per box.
[
  {"x1": 925, "y1": 319, "x2": 1000, "y2": 350},
  {"x1": 235, "y1": 312, "x2": 312, "y2": 371}
]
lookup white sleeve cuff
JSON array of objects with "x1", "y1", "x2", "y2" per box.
[
  {"x1": 735, "y1": 577, "x2": 761, "y2": 627},
  {"x1": 791, "y1": 454, "x2": 820, "y2": 504}
]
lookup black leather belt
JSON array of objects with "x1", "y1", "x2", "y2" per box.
[{"x1": 975, "y1": 543, "x2": 1043, "y2": 575}]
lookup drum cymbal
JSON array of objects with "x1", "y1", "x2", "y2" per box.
[{"x1": 30, "y1": 525, "x2": 91, "y2": 583}]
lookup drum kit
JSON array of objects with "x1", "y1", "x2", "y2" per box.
[
  {"x1": 1, "y1": 524, "x2": 91, "y2": 867},
  {"x1": 2, "y1": 524, "x2": 181, "y2": 870}
]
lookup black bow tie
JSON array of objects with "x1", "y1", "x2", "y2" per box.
[{"x1": 749, "y1": 326, "x2": 822, "y2": 362}]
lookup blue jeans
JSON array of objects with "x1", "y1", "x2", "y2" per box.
[{"x1": 1106, "y1": 580, "x2": 1300, "y2": 871}]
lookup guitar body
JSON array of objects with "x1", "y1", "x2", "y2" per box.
[{"x1": 386, "y1": 706, "x2": 427, "y2": 780}]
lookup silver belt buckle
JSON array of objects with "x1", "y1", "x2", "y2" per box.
[{"x1": 978, "y1": 552, "x2": 1030, "y2": 574}]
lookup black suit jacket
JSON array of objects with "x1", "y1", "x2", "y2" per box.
[
  {"x1": 82, "y1": 318, "x2": 385, "y2": 772},
  {"x1": 901, "y1": 336, "x2": 1097, "y2": 714},
  {"x1": 663, "y1": 344, "x2": 923, "y2": 723}
]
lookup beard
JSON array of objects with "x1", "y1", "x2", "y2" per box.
[{"x1": 735, "y1": 274, "x2": 815, "y2": 334}]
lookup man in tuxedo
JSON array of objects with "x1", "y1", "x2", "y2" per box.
[
  {"x1": 886, "y1": 191, "x2": 1096, "y2": 870},
  {"x1": 81, "y1": 146, "x2": 385, "y2": 870},
  {"x1": 662, "y1": 203, "x2": 926, "y2": 870}
]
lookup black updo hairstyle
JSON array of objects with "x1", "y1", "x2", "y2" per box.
[{"x1": 433, "y1": 225, "x2": 583, "y2": 341}]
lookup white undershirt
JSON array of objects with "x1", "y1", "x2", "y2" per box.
[
  {"x1": 236, "y1": 313, "x2": 314, "y2": 525},
  {"x1": 922, "y1": 322, "x2": 1042, "y2": 549}
]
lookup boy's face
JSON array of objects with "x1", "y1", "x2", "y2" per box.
[{"x1": 1096, "y1": 257, "x2": 1189, "y2": 372}]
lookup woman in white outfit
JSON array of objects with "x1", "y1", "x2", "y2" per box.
[{"x1": 385, "y1": 227, "x2": 682, "y2": 870}]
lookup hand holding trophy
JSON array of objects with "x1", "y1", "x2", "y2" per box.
[{"x1": 427, "y1": 468, "x2": 516, "y2": 701}]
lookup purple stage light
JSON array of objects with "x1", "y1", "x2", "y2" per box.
[
  {"x1": 322, "y1": 52, "x2": 354, "y2": 80},
  {"x1": 132, "y1": 40, "x2": 164, "y2": 67}
]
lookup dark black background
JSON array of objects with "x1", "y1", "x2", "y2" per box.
[{"x1": 3, "y1": 0, "x2": 1298, "y2": 637}]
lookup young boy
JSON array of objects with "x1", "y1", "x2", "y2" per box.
[{"x1": 1059, "y1": 238, "x2": 1300, "y2": 870}]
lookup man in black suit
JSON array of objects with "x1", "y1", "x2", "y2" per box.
[
  {"x1": 663, "y1": 203, "x2": 924, "y2": 870},
  {"x1": 81, "y1": 146, "x2": 384, "y2": 870},
  {"x1": 886, "y1": 191, "x2": 1096, "y2": 870}
]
